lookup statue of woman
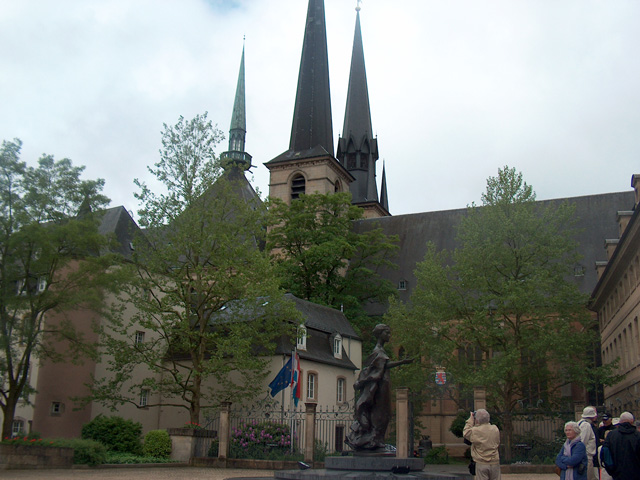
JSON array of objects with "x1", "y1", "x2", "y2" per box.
[{"x1": 346, "y1": 324, "x2": 412, "y2": 451}]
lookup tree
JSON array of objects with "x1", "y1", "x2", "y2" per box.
[
  {"x1": 91, "y1": 114, "x2": 297, "y2": 424},
  {"x1": 386, "y1": 166, "x2": 621, "y2": 459},
  {"x1": 0, "y1": 138, "x2": 111, "y2": 438},
  {"x1": 266, "y1": 192, "x2": 398, "y2": 337}
]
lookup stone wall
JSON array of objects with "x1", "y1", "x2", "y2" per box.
[{"x1": 0, "y1": 444, "x2": 73, "y2": 470}]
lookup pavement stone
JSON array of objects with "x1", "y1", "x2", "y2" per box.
[{"x1": 0, "y1": 466, "x2": 558, "y2": 480}]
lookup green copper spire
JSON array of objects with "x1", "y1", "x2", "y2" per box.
[{"x1": 222, "y1": 42, "x2": 252, "y2": 171}]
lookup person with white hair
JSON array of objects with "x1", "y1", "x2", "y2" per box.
[
  {"x1": 578, "y1": 406, "x2": 598, "y2": 480},
  {"x1": 556, "y1": 421, "x2": 588, "y2": 480},
  {"x1": 463, "y1": 409, "x2": 501, "y2": 479},
  {"x1": 601, "y1": 411, "x2": 640, "y2": 480}
]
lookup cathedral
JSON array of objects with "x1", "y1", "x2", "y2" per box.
[{"x1": 7, "y1": 0, "x2": 640, "y2": 453}]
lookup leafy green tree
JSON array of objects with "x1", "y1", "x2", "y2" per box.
[
  {"x1": 91, "y1": 114, "x2": 297, "y2": 424},
  {"x1": 387, "y1": 166, "x2": 621, "y2": 460},
  {"x1": 0, "y1": 138, "x2": 111, "y2": 439},
  {"x1": 266, "y1": 192, "x2": 398, "y2": 336}
]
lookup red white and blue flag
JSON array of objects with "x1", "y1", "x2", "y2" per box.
[{"x1": 291, "y1": 352, "x2": 301, "y2": 407}]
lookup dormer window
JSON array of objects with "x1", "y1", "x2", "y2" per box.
[
  {"x1": 297, "y1": 325, "x2": 307, "y2": 351},
  {"x1": 331, "y1": 333, "x2": 342, "y2": 359}
]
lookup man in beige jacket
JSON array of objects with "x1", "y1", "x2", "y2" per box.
[{"x1": 463, "y1": 409, "x2": 501, "y2": 479}]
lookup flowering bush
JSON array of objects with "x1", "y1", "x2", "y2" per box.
[
  {"x1": 1, "y1": 437, "x2": 54, "y2": 446},
  {"x1": 228, "y1": 421, "x2": 299, "y2": 460},
  {"x1": 183, "y1": 421, "x2": 204, "y2": 430}
]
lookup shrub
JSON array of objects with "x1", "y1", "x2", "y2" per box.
[
  {"x1": 81, "y1": 415, "x2": 142, "y2": 454},
  {"x1": 143, "y1": 430, "x2": 172, "y2": 458},
  {"x1": 51, "y1": 438, "x2": 107, "y2": 466},
  {"x1": 229, "y1": 421, "x2": 299, "y2": 460},
  {"x1": 424, "y1": 445, "x2": 450, "y2": 464}
]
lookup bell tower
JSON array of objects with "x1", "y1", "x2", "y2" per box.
[{"x1": 265, "y1": 0, "x2": 353, "y2": 204}]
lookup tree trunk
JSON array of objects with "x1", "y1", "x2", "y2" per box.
[
  {"x1": 502, "y1": 411, "x2": 513, "y2": 463},
  {"x1": 1, "y1": 394, "x2": 19, "y2": 439}
]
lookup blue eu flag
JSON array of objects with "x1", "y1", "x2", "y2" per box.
[{"x1": 269, "y1": 356, "x2": 293, "y2": 397}]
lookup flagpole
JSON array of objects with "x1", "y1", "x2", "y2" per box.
[{"x1": 280, "y1": 354, "x2": 285, "y2": 422}]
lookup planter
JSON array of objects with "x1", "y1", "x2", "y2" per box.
[
  {"x1": 167, "y1": 428, "x2": 217, "y2": 461},
  {"x1": 0, "y1": 444, "x2": 74, "y2": 470}
]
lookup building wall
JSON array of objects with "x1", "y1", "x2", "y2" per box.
[{"x1": 592, "y1": 175, "x2": 640, "y2": 415}]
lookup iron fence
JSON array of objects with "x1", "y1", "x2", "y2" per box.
[{"x1": 204, "y1": 401, "x2": 355, "y2": 457}]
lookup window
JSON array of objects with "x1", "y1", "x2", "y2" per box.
[
  {"x1": 12, "y1": 419, "x2": 24, "y2": 437},
  {"x1": 16, "y1": 278, "x2": 26, "y2": 296},
  {"x1": 337, "y1": 378, "x2": 345, "y2": 403},
  {"x1": 135, "y1": 331, "x2": 145, "y2": 345},
  {"x1": 51, "y1": 402, "x2": 63, "y2": 415},
  {"x1": 140, "y1": 389, "x2": 149, "y2": 407},
  {"x1": 37, "y1": 277, "x2": 47, "y2": 293},
  {"x1": 291, "y1": 174, "x2": 306, "y2": 200},
  {"x1": 398, "y1": 280, "x2": 407, "y2": 291},
  {"x1": 297, "y1": 325, "x2": 307, "y2": 351},
  {"x1": 307, "y1": 372, "x2": 317, "y2": 400},
  {"x1": 333, "y1": 334, "x2": 342, "y2": 358}
]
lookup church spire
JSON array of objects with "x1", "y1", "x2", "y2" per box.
[
  {"x1": 336, "y1": 7, "x2": 381, "y2": 206},
  {"x1": 289, "y1": 0, "x2": 334, "y2": 156},
  {"x1": 221, "y1": 41, "x2": 252, "y2": 171},
  {"x1": 380, "y1": 161, "x2": 389, "y2": 213}
]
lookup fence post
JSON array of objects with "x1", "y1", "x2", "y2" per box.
[
  {"x1": 396, "y1": 387, "x2": 410, "y2": 458},
  {"x1": 218, "y1": 401, "x2": 231, "y2": 459},
  {"x1": 304, "y1": 402, "x2": 317, "y2": 463}
]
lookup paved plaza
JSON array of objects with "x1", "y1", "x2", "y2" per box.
[{"x1": 0, "y1": 466, "x2": 558, "y2": 480}]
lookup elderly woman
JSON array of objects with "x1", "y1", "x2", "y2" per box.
[{"x1": 556, "y1": 421, "x2": 588, "y2": 480}]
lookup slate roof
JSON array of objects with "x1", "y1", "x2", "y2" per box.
[
  {"x1": 352, "y1": 191, "x2": 636, "y2": 316},
  {"x1": 275, "y1": 294, "x2": 359, "y2": 370},
  {"x1": 96, "y1": 206, "x2": 140, "y2": 260}
]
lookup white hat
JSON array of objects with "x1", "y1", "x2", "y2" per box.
[
  {"x1": 612, "y1": 418, "x2": 620, "y2": 426},
  {"x1": 582, "y1": 406, "x2": 597, "y2": 418}
]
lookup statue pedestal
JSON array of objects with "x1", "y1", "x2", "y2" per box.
[{"x1": 273, "y1": 455, "x2": 472, "y2": 480}]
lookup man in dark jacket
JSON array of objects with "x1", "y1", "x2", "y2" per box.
[{"x1": 601, "y1": 412, "x2": 640, "y2": 480}]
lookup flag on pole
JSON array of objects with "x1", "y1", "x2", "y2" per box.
[
  {"x1": 292, "y1": 353, "x2": 301, "y2": 407},
  {"x1": 269, "y1": 356, "x2": 293, "y2": 397}
]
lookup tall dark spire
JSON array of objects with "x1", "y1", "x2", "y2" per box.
[
  {"x1": 221, "y1": 42, "x2": 252, "y2": 171},
  {"x1": 289, "y1": 0, "x2": 334, "y2": 157},
  {"x1": 380, "y1": 161, "x2": 388, "y2": 213},
  {"x1": 336, "y1": 8, "x2": 380, "y2": 205}
]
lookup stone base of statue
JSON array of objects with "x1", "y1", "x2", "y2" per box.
[{"x1": 270, "y1": 455, "x2": 472, "y2": 480}]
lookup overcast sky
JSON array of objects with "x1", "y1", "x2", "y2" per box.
[{"x1": 2, "y1": 0, "x2": 640, "y2": 218}]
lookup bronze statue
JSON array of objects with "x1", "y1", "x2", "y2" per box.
[{"x1": 346, "y1": 324, "x2": 412, "y2": 451}]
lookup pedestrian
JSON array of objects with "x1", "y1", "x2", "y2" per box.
[
  {"x1": 556, "y1": 421, "x2": 588, "y2": 480},
  {"x1": 601, "y1": 411, "x2": 640, "y2": 480},
  {"x1": 463, "y1": 409, "x2": 500, "y2": 479},
  {"x1": 598, "y1": 417, "x2": 619, "y2": 480},
  {"x1": 599, "y1": 413, "x2": 614, "y2": 445},
  {"x1": 578, "y1": 406, "x2": 598, "y2": 480}
]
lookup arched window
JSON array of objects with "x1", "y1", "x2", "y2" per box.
[
  {"x1": 291, "y1": 174, "x2": 306, "y2": 200},
  {"x1": 334, "y1": 180, "x2": 341, "y2": 193}
]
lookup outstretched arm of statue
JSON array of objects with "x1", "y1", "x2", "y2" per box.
[{"x1": 386, "y1": 357, "x2": 413, "y2": 369}]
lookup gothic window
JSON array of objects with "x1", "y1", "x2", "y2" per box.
[
  {"x1": 347, "y1": 153, "x2": 357, "y2": 170},
  {"x1": 291, "y1": 174, "x2": 306, "y2": 201}
]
